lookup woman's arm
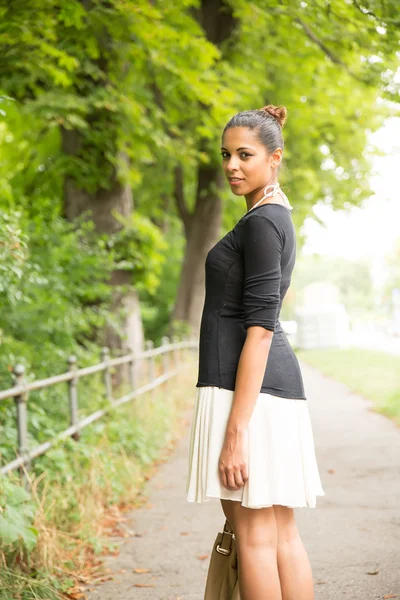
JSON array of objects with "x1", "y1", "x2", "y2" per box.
[{"x1": 226, "y1": 326, "x2": 273, "y2": 433}]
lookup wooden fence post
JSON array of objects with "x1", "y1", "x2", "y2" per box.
[
  {"x1": 68, "y1": 355, "x2": 80, "y2": 441},
  {"x1": 129, "y1": 350, "x2": 136, "y2": 391},
  {"x1": 172, "y1": 335, "x2": 179, "y2": 371},
  {"x1": 145, "y1": 340, "x2": 155, "y2": 400},
  {"x1": 13, "y1": 364, "x2": 30, "y2": 485},
  {"x1": 101, "y1": 347, "x2": 113, "y2": 404},
  {"x1": 161, "y1": 336, "x2": 169, "y2": 394}
]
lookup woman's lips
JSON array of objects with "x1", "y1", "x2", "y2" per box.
[{"x1": 229, "y1": 178, "x2": 244, "y2": 186}]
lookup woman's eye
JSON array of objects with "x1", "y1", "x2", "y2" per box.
[{"x1": 220, "y1": 151, "x2": 253, "y2": 159}]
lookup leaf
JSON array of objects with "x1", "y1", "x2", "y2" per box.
[
  {"x1": 6, "y1": 485, "x2": 31, "y2": 506},
  {"x1": 133, "y1": 568, "x2": 151, "y2": 574},
  {"x1": 23, "y1": 526, "x2": 39, "y2": 551},
  {"x1": 65, "y1": 585, "x2": 87, "y2": 600},
  {"x1": 0, "y1": 515, "x2": 21, "y2": 545}
]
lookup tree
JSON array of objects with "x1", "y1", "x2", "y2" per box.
[{"x1": 0, "y1": 0, "x2": 221, "y2": 360}]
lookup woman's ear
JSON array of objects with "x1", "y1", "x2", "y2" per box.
[{"x1": 272, "y1": 147, "x2": 283, "y2": 168}]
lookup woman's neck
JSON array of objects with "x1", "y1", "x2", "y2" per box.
[{"x1": 245, "y1": 182, "x2": 280, "y2": 213}]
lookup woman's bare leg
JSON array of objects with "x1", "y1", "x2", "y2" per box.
[
  {"x1": 273, "y1": 505, "x2": 314, "y2": 600},
  {"x1": 220, "y1": 499, "x2": 282, "y2": 600}
]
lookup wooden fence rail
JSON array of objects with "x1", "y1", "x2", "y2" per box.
[{"x1": 0, "y1": 334, "x2": 199, "y2": 478}]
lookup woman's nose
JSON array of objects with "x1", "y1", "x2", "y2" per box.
[{"x1": 226, "y1": 157, "x2": 239, "y2": 171}]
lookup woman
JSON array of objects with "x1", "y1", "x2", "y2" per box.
[{"x1": 186, "y1": 105, "x2": 325, "y2": 600}]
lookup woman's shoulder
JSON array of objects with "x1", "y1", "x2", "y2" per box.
[
  {"x1": 237, "y1": 204, "x2": 290, "y2": 232},
  {"x1": 233, "y1": 205, "x2": 296, "y2": 254}
]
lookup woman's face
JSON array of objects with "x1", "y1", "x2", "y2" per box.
[{"x1": 220, "y1": 126, "x2": 282, "y2": 199}]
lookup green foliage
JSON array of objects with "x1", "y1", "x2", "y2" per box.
[
  {"x1": 110, "y1": 210, "x2": 167, "y2": 295},
  {"x1": 0, "y1": 102, "x2": 169, "y2": 468},
  {"x1": 0, "y1": 211, "x2": 28, "y2": 307},
  {"x1": 0, "y1": 194, "x2": 167, "y2": 465},
  {"x1": 0, "y1": 0, "x2": 221, "y2": 190},
  {"x1": 0, "y1": 207, "x2": 113, "y2": 465},
  {"x1": 0, "y1": 208, "x2": 113, "y2": 376},
  {"x1": 4, "y1": 0, "x2": 398, "y2": 227},
  {"x1": 0, "y1": 96, "x2": 63, "y2": 211},
  {"x1": 138, "y1": 220, "x2": 187, "y2": 343},
  {"x1": 0, "y1": 476, "x2": 37, "y2": 553}
]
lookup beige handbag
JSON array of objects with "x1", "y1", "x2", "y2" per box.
[{"x1": 204, "y1": 519, "x2": 241, "y2": 600}]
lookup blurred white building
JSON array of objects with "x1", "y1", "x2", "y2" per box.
[{"x1": 295, "y1": 282, "x2": 350, "y2": 349}]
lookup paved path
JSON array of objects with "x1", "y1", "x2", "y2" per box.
[{"x1": 86, "y1": 363, "x2": 400, "y2": 600}]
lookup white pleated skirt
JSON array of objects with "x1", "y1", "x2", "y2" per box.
[{"x1": 185, "y1": 386, "x2": 325, "y2": 509}]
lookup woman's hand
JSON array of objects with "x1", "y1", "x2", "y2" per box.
[{"x1": 218, "y1": 427, "x2": 249, "y2": 491}]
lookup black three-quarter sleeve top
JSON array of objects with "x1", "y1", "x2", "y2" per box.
[{"x1": 196, "y1": 202, "x2": 307, "y2": 400}]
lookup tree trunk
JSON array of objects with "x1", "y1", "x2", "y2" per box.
[
  {"x1": 171, "y1": 0, "x2": 237, "y2": 336},
  {"x1": 62, "y1": 129, "x2": 144, "y2": 386},
  {"x1": 171, "y1": 166, "x2": 224, "y2": 335}
]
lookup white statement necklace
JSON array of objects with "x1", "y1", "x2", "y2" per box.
[{"x1": 246, "y1": 182, "x2": 293, "y2": 214}]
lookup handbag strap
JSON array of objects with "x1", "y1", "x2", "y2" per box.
[
  {"x1": 216, "y1": 519, "x2": 235, "y2": 555},
  {"x1": 223, "y1": 519, "x2": 234, "y2": 534}
]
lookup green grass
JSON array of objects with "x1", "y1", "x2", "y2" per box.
[
  {"x1": 0, "y1": 567, "x2": 64, "y2": 600},
  {"x1": 297, "y1": 347, "x2": 400, "y2": 425}
]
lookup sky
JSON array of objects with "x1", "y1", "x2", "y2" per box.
[{"x1": 300, "y1": 115, "x2": 400, "y2": 289}]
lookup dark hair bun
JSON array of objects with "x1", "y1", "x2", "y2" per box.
[{"x1": 260, "y1": 104, "x2": 287, "y2": 128}]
